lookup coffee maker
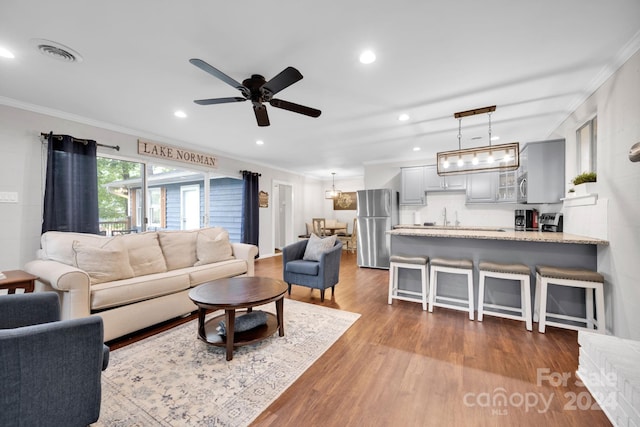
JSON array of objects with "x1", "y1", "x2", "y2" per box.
[{"x1": 515, "y1": 209, "x2": 538, "y2": 231}]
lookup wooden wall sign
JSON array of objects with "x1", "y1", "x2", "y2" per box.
[
  {"x1": 259, "y1": 191, "x2": 269, "y2": 208},
  {"x1": 138, "y1": 140, "x2": 217, "y2": 168}
]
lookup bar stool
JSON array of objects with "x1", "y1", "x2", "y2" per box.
[
  {"x1": 429, "y1": 258, "x2": 474, "y2": 320},
  {"x1": 478, "y1": 261, "x2": 532, "y2": 331},
  {"x1": 534, "y1": 265, "x2": 605, "y2": 334},
  {"x1": 388, "y1": 255, "x2": 429, "y2": 310}
]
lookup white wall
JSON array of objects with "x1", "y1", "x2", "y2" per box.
[
  {"x1": 0, "y1": 104, "x2": 319, "y2": 267},
  {"x1": 551, "y1": 49, "x2": 640, "y2": 339}
]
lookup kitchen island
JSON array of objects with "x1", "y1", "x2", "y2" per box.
[{"x1": 388, "y1": 226, "x2": 609, "y2": 319}]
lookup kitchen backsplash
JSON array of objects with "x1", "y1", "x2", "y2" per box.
[{"x1": 399, "y1": 192, "x2": 562, "y2": 229}]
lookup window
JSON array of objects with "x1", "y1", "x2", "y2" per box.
[
  {"x1": 97, "y1": 156, "x2": 243, "y2": 240},
  {"x1": 577, "y1": 117, "x2": 597, "y2": 174}
]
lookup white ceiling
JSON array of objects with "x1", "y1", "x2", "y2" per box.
[{"x1": 1, "y1": 1, "x2": 639, "y2": 180}]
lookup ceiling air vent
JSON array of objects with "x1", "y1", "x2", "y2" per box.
[{"x1": 31, "y1": 39, "x2": 83, "y2": 63}]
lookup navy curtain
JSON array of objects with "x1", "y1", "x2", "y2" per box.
[
  {"x1": 42, "y1": 133, "x2": 99, "y2": 234},
  {"x1": 241, "y1": 170, "x2": 260, "y2": 249}
]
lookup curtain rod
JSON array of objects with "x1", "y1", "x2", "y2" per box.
[
  {"x1": 239, "y1": 170, "x2": 261, "y2": 177},
  {"x1": 40, "y1": 132, "x2": 120, "y2": 151}
]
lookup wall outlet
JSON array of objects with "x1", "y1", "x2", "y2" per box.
[{"x1": 0, "y1": 192, "x2": 19, "y2": 203}]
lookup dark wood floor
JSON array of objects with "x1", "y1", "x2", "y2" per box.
[{"x1": 108, "y1": 252, "x2": 612, "y2": 427}]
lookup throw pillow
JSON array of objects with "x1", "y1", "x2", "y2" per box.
[
  {"x1": 72, "y1": 237, "x2": 135, "y2": 285},
  {"x1": 120, "y1": 232, "x2": 168, "y2": 276},
  {"x1": 303, "y1": 233, "x2": 337, "y2": 261},
  {"x1": 194, "y1": 231, "x2": 234, "y2": 266},
  {"x1": 158, "y1": 230, "x2": 198, "y2": 270}
]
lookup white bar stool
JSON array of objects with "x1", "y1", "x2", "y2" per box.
[
  {"x1": 478, "y1": 261, "x2": 532, "y2": 331},
  {"x1": 428, "y1": 258, "x2": 474, "y2": 320},
  {"x1": 534, "y1": 265, "x2": 605, "y2": 334},
  {"x1": 388, "y1": 255, "x2": 429, "y2": 310}
]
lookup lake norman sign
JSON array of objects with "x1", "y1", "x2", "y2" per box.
[{"x1": 138, "y1": 140, "x2": 217, "y2": 168}]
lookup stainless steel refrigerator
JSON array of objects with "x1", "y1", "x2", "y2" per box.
[{"x1": 356, "y1": 189, "x2": 398, "y2": 269}]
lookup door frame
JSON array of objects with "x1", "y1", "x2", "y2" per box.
[{"x1": 272, "y1": 179, "x2": 295, "y2": 253}]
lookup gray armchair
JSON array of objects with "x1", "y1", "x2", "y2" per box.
[
  {"x1": 282, "y1": 238, "x2": 343, "y2": 302},
  {"x1": 0, "y1": 292, "x2": 109, "y2": 427}
]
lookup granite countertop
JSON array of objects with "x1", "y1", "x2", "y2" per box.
[{"x1": 389, "y1": 225, "x2": 609, "y2": 246}]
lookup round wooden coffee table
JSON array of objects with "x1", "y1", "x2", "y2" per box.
[{"x1": 188, "y1": 276, "x2": 287, "y2": 361}]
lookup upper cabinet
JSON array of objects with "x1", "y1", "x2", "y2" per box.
[
  {"x1": 400, "y1": 166, "x2": 426, "y2": 205},
  {"x1": 517, "y1": 139, "x2": 565, "y2": 204},
  {"x1": 400, "y1": 165, "x2": 467, "y2": 205},
  {"x1": 466, "y1": 171, "x2": 497, "y2": 203},
  {"x1": 424, "y1": 165, "x2": 466, "y2": 192},
  {"x1": 466, "y1": 169, "x2": 517, "y2": 204}
]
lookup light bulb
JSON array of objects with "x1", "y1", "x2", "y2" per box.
[
  {"x1": 443, "y1": 159, "x2": 450, "y2": 168},
  {"x1": 472, "y1": 155, "x2": 479, "y2": 165},
  {"x1": 487, "y1": 155, "x2": 494, "y2": 164},
  {"x1": 457, "y1": 158, "x2": 464, "y2": 167}
]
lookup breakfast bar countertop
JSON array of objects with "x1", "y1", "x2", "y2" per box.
[{"x1": 389, "y1": 225, "x2": 609, "y2": 246}]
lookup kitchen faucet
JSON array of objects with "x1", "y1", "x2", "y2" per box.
[
  {"x1": 455, "y1": 211, "x2": 460, "y2": 227},
  {"x1": 443, "y1": 208, "x2": 449, "y2": 226}
]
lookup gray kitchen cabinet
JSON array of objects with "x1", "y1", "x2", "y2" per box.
[
  {"x1": 400, "y1": 166, "x2": 426, "y2": 205},
  {"x1": 466, "y1": 171, "x2": 497, "y2": 203},
  {"x1": 496, "y1": 169, "x2": 518, "y2": 202},
  {"x1": 517, "y1": 139, "x2": 565, "y2": 204},
  {"x1": 424, "y1": 165, "x2": 466, "y2": 192}
]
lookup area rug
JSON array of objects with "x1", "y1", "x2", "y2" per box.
[{"x1": 93, "y1": 299, "x2": 360, "y2": 426}]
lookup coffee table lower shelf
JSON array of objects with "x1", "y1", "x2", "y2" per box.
[{"x1": 198, "y1": 311, "x2": 279, "y2": 348}]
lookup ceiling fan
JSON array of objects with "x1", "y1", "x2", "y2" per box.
[{"x1": 189, "y1": 58, "x2": 322, "y2": 127}]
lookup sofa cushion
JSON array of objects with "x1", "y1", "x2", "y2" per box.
[
  {"x1": 303, "y1": 233, "x2": 337, "y2": 261},
  {"x1": 158, "y1": 230, "x2": 198, "y2": 270},
  {"x1": 120, "y1": 232, "x2": 167, "y2": 276},
  {"x1": 72, "y1": 237, "x2": 135, "y2": 285},
  {"x1": 90, "y1": 270, "x2": 190, "y2": 311},
  {"x1": 40, "y1": 231, "x2": 109, "y2": 266},
  {"x1": 194, "y1": 231, "x2": 234, "y2": 266},
  {"x1": 285, "y1": 259, "x2": 320, "y2": 276},
  {"x1": 187, "y1": 259, "x2": 249, "y2": 285}
]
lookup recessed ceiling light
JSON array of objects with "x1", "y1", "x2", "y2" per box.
[
  {"x1": 0, "y1": 47, "x2": 15, "y2": 59},
  {"x1": 174, "y1": 110, "x2": 187, "y2": 118},
  {"x1": 413, "y1": 147, "x2": 421, "y2": 152},
  {"x1": 398, "y1": 113, "x2": 410, "y2": 121},
  {"x1": 359, "y1": 50, "x2": 376, "y2": 64},
  {"x1": 256, "y1": 140, "x2": 264, "y2": 146}
]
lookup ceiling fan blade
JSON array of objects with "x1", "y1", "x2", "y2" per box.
[
  {"x1": 253, "y1": 104, "x2": 270, "y2": 127},
  {"x1": 189, "y1": 59, "x2": 249, "y2": 96},
  {"x1": 194, "y1": 97, "x2": 246, "y2": 105},
  {"x1": 261, "y1": 67, "x2": 303, "y2": 98},
  {"x1": 270, "y1": 99, "x2": 321, "y2": 118}
]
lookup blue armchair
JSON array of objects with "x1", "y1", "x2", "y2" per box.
[
  {"x1": 282, "y1": 238, "x2": 343, "y2": 302},
  {"x1": 0, "y1": 292, "x2": 109, "y2": 427}
]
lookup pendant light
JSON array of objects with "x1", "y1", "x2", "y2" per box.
[
  {"x1": 324, "y1": 172, "x2": 342, "y2": 199},
  {"x1": 436, "y1": 105, "x2": 519, "y2": 175}
]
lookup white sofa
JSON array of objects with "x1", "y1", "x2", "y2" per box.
[{"x1": 24, "y1": 227, "x2": 258, "y2": 341}]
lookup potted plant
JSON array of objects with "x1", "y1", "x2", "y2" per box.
[{"x1": 571, "y1": 171, "x2": 597, "y2": 195}]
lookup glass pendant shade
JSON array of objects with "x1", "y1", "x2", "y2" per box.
[{"x1": 324, "y1": 172, "x2": 342, "y2": 199}]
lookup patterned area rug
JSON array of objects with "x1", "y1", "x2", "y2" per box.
[{"x1": 94, "y1": 299, "x2": 360, "y2": 426}]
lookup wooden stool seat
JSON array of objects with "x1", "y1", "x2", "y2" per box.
[
  {"x1": 534, "y1": 265, "x2": 605, "y2": 334},
  {"x1": 388, "y1": 255, "x2": 429, "y2": 310},
  {"x1": 429, "y1": 257, "x2": 474, "y2": 320},
  {"x1": 478, "y1": 261, "x2": 532, "y2": 331}
]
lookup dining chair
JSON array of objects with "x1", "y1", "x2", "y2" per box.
[{"x1": 312, "y1": 218, "x2": 327, "y2": 236}]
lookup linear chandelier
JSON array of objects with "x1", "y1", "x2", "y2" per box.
[
  {"x1": 436, "y1": 105, "x2": 519, "y2": 176},
  {"x1": 325, "y1": 172, "x2": 342, "y2": 199}
]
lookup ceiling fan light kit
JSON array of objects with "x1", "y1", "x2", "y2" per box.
[
  {"x1": 190, "y1": 58, "x2": 321, "y2": 127},
  {"x1": 437, "y1": 105, "x2": 519, "y2": 176}
]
